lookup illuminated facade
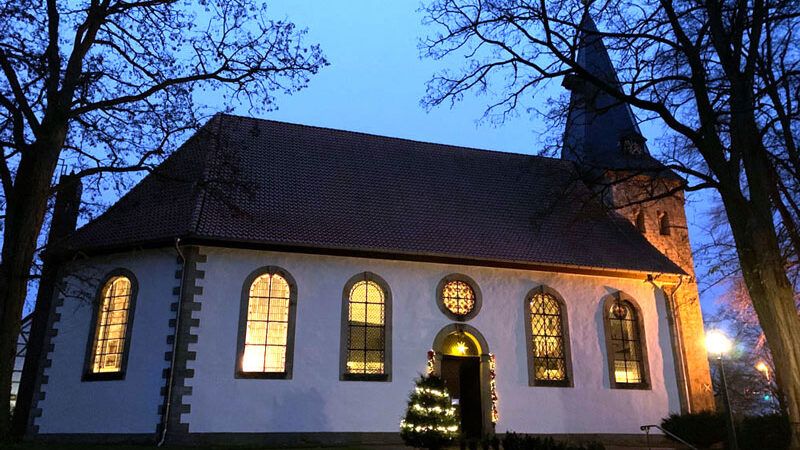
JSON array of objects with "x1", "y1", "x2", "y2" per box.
[
  {"x1": 34, "y1": 248, "x2": 690, "y2": 446},
  {"x1": 26, "y1": 14, "x2": 711, "y2": 446}
]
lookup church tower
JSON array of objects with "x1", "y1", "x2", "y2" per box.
[{"x1": 562, "y1": 12, "x2": 715, "y2": 413}]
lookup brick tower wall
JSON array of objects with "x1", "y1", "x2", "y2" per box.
[{"x1": 609, "y1": 173, "x2": 715, "y2": 412}]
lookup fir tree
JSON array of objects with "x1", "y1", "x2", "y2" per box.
[{"x1": 400, "y1": 374, "x2": 460, "y2": 449}]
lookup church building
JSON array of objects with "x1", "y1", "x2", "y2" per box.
[{"x1": 25, "y1": 14, "x2": 714, "y2": 447}]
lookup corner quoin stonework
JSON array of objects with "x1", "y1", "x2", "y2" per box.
[
  {"x1": 611, "y1": 174, "x2": 715, "y2": 412},
  {"x1": 27, "y1": 271, "x2": 66, "y2": 436},
  {"x1": 158, "y1": 246, "x2": 206, "y2": 443}
]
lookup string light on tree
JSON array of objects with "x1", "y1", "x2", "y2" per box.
[{"x1": 400, "y1": 374, "x2": 460, "y2": 449}]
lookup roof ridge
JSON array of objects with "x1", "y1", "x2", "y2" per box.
[{"x1": 216, "y1": 112, "x2": 568, "y2": 165}]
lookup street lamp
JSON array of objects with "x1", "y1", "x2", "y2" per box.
[
  {"x1": 706, "y1": 330, "x2": 738, "y2": 450},
  {"x1": 756, "y1": 361, "x2": 770, "y2": 381}
]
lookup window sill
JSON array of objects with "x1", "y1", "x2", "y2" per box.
[
  {"x1": 611, "y1": 382, "x2": 650, "y2": 390},
  {"x1": 235, "y1": 371, "x2": 291, "y2": 380},
  {"x1": 530, "y1": 379, "x2": 572, "y2": 388},
  {"x1": 341, "y1": 373, "x2": 390, "y2": 382},
  {"x1": 82, "y1": 371, "x2": 126, "y2": 382}
]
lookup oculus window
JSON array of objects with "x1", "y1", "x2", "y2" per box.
[{"x1": 436, "y1": 274, "x2": 482, "y2": 321}]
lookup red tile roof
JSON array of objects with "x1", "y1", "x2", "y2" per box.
[{"x1": 69, "y1": 114, "x2": 684, "y2": 275}]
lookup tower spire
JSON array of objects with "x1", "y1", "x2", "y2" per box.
[{"x1": 561, "y1": 11, "x2": 670, "y2": 177}]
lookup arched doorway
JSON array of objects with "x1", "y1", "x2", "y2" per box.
[{"x1": 431, "y1": 324, "x2": 492, "y2": 439}]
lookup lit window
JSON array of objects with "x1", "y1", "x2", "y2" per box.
[
  {"x1": 242, "y1": 273, "x2": 290, "y2": 373},
  {"x1": 346, "y1": 279, "x2": 385, "y2": 375},
  {"x1": 529, "y1": 292, "x2": 568, "y2": 382},
  {"x1": 607, "y1": 298, "x2": 646, "y2": 385},
  {"x1": 90, "y1": 276, "x2": 132, "y2": 374},
  {"x1": 442, "y1": 281, "x2": 475, "y2": 316}
]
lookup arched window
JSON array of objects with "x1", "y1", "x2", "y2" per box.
[
  {"x1": 603, "y1": 293, "x2": 649, "y2": 389},
  {"x1": 340, "y1": 272, "x2": 392, "y2": 381},
  {"x1": 635, "y1": 209, "x2": 646, "y2": 233},
  {"x1": 436, "y1": 274, "x2": 482, "y2": 321},
  {"x1": 236, "y1": 266, "x2": 297, "y2": 378},
  {"x1": 659, "y1": 211, "x2": 671, "y2": 235},
  {"x1": 524, "y1": 286, "x2": 572, "y2": 387},
  {"x1": 84, "y1": 270, "x2": 138, "y2": 381}
]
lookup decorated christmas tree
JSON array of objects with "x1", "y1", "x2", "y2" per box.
[{"x1": 400, "y1": 374, "x2": 460, "y2": 449}]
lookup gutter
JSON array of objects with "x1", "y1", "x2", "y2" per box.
[
  {"x1": 67, "y1": 236, "x2": 686, "y2": 283},
  {"x1": 158, "y1": 238, "x2": 185, "y2": 446}
]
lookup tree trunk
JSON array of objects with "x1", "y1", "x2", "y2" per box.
[
  {"x1": 11, "y1": 174, "x2": 81, "y2": 439},
  {"x1": 721, "y1": 90, "x2": 800, "y2": 447},
  {"x1": 723, "y1": 193, "x2": 800, "y2": 448},
  {"x1": 0, "y1": 129, "x2": 65, "y2": 439}
]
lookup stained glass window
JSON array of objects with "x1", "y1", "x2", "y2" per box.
[
  {"x1": 242, "y1": 273, "x2": 290, "y2": 373},
  {"x1": 529, "y1": 292, "x2": 568, "y2": 382},
  {"x1": 607, "y1": 299, "x2": 645, "y2": 384},
  {"x1": 90, "y1": 276, "x2": 132, "y2": 373},
  {"x1": 442, "y1": 281, "x2": 475, "y2": 316},
  {"x1": 346, "y1": 279, "x2": 385, "y2": 375}
]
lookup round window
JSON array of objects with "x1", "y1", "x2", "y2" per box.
[
  {"x1": 442, "y1": 281, "x2": 475, "y2": 316},
  {"x1": 436, "y1": 275, "x2": 482, "y2": 321}
]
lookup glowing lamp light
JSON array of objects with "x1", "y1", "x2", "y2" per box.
[
  {"x1": 706, "y1": 330, "x2": 732, "y2": 357},
  {"x1": 455, "y1": 341, "x2": 468, "y2": 355},
  {"x1": 756, "y1": 361, "x2": 771, "y2": 381}
]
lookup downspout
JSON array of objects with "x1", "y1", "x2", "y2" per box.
[
  {"x1": 648, "y1": 274, "x2": 692, "y2": 414},
  {"x1": 158, "y1": 238, "x2": 185, "y2": 446}
]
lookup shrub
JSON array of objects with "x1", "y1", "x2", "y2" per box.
[
  {"x1": 737, "y1": 414, "x2": 790, "y2": 450},
  {"x1": 660, "y1": 411, "x2": 726, "y2": 449}
]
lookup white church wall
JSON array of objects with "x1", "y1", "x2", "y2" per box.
[
  {"x1": 35, "y1": 248, "x2": 176, "y2": 434},
  {"x1": 185, "y1": 246, "x2": 681, "y2": 435},
  {"x1": 34, "y1": 244, "x2": 681, "y2": 436}
]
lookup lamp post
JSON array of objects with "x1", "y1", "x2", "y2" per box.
[{"x1": 706, "y1": 330, "x2": 738, "y2": 450}]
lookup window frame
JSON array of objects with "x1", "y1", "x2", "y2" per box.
[
  {"x1": 523, "y1": 285, "x2": 573, "y2": 387},
  {"x1": 602, "y1": 292, "x2": 651, "y2": 390},
  {"x1": 82, "y1": 269, "x2": 139, "y2": 382},
  {"x1": 659, "y1": 211, "x2": 671, "y2": 235},
  {"x1": 436, "y1": 273, "x2": 482, "y2": 322},
  {"x1": 235, "y1": 266, "x2": 298, "y2": 380},
  {"x1": 339, "y1": 272, "x2": 392, "y2": 382},
  {"x1": 635, "y1": 209, "x2": 646, "y2": 233}
]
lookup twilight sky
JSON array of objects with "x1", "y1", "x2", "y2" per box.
[{"x1": 148, "y1": 2, "x2": 727, "y2": 312}]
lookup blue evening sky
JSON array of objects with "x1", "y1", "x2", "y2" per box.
[{"x1": 199, "y1": 2, "x2": 724, "y2": 312}]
